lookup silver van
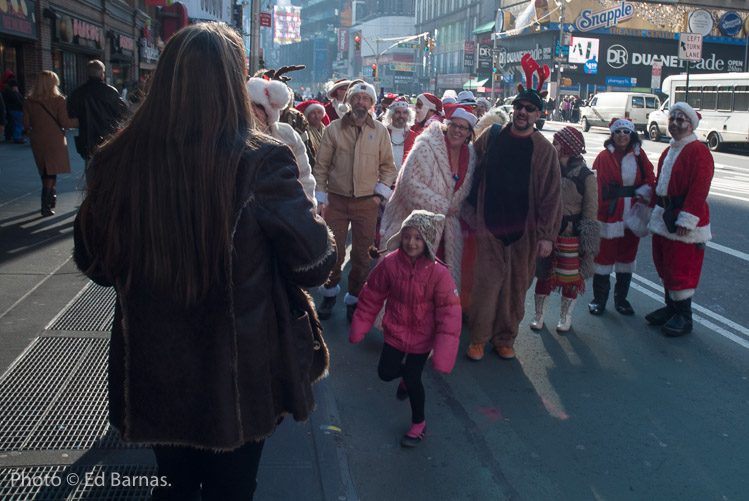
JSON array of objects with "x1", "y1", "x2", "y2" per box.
[
  {"x1": 580, "y1": 92, "x2": 661, "y2": 133},
  {"x1": 646, "y1": 98, "x2": 670, "y2": 141}
]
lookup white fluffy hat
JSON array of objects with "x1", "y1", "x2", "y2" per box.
[
  {"x1": 608, "y1": 117, "x2": 635, "y2": 133},
  {"x1": 669, "y1": 102, "x2": 701, "y2": 128},
  {"x1": 246, "y1": 77, "x2": 291, "y2": 125},
  {"x1": 345, "y1": 80, "x2": 377, "y2": 105}
]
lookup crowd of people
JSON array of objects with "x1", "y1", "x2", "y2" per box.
[{"x1": 2, "y1": 22, "x2": 712, "y2": 500}]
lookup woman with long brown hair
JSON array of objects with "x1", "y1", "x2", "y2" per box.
[
  {"x1": 22, "y1": 70, "x2": 78, "y2": 216},
  {"x1": 73, "y1": 23, "x2": 335, "y2": 500}
]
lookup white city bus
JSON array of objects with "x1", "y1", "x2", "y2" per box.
[{"x1": 660, "y1": 72, "x2": 749, "y2": 151}]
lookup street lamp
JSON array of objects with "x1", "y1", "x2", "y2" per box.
[{"x1": 554, "y1": 0, "x2": 572, "y2": 116}]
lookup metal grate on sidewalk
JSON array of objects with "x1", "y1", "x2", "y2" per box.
[
  {"x1": 0, "y1": 464, "x2": 157, "y2": 500},
  {"x1": 0, "y1": 336, "x2": 129, "y2": 451},
  {"x1": 47, "y1": 283, "x2": 116, "y2": 332}
]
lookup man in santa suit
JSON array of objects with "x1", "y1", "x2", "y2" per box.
[
  {"x1": 324, "y1": 78, "x2": 351, "y2": 122},
  {"x1": 403, "y1": 93, "x2": 442, "y2": 160},
  {"x1": 646, "y1": 102, "x2": 714, "y2": 337},
  {"x1": 382, "y1": 96, "x2": 414, "y2": 172}
]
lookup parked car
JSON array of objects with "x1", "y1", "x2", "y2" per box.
[
  {"x1": 579, "y1": 92, "x2": 661, "y2": 133},
  {"x1": 501, "y1": 96, "x2": 546, "y2": 130},
  {"x1": 646, "y1": 98, "x2": 670, "y2": 141}
]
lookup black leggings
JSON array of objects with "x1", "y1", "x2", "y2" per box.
[
  {"x1": 378, "y1": 342, "x2": 430, "y2": 423},
  {"x1": 153, "y1": 439, "x2": 265, "y2": 500}
]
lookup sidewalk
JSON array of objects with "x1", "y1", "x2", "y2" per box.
[{"x1": 0, "y1": 136, "x2": 356, "y2": 500}]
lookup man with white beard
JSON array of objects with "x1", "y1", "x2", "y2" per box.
[
  {"x1": 324, "y1": 78, "x2": 350, "y2": 122},
  {"x1": 403, "y1": 93, "x2": 442, "y2": 160},
  {"x1": 382, "y1": 96, "x2": 415, "y2": 172}
]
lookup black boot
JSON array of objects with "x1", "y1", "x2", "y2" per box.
[
  {"x1": 661, "y1": 298, "x2": 693, "y2": 337},
  {"x1": 614, "y1": 272, "x2": 635, "y2": 315},
  {"x1": 645, "y1": 288, "x2": 674, "y2": 326},
  {"x1": 317, "y1": 296, "x2": 336, "y2": 320},
  {"x1": 41, "y1": 188, "x2": 54, "y2": 217},
  {"x1": 50, "y1": 188, "x2": 57, "y2": 208},
  {"x1": 588, "y1": 273, "x2": 610, "y2": 315}
]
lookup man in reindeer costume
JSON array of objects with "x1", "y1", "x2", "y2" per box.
[
  {"x1": 646, "y1": 102, "x2": 714, "y2": 337},
  {"x1": 383, "y1": 96, "x2": 415, "y2": 172},
  {"x1": 324, "y1": 78, "x2": 351, "y2": 122},
  {"x1": 466, "y1": 54, "x2": 562, "y2": 361}
]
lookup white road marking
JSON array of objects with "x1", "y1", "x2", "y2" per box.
[{"x1": 705, "y1": 242, "x2": 749, "y2": 263}]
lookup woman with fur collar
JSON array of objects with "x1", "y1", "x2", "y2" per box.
[
  {"x1": 379, "y1": 104, "x2": 477, "y2": 290},
  {"x1": 589, "y1": 118, "x2": 655, "y2": 316},
  {"x1": 247, "y1": 77, "x2": 317, "y2": 209}
]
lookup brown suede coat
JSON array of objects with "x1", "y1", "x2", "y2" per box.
[
  {"x1": 22, "y1": 96, "x2": 78, "y2": 175},
  {"x1": 74, "y1": 140, "x2": 336, "y2": 451}
]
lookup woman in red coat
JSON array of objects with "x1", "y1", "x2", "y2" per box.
[{"x1": 589, "y1": 118, "x2": 655, "y2": 316}]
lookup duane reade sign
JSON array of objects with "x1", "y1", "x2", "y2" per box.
[{"x1": 679, "y1": 33, "x2": 703, "y2": 62}]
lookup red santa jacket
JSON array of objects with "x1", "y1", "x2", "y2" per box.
[
  {"x1": 403, "y1": 115, "x2": 442, "y2": 162},
  {"x1": 647, "y1": 134, "x2": 713, "y2": 243},
  {"x1": 592, "y1": 144, "x2": 655, "y2": 239}
]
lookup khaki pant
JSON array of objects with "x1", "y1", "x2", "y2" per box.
[
  {"x1": 468, "y1": 230, "x2": 538, "y2": 349},
  {"x1": 323, "y1": 192, "x2": 380, "y2": 297}
]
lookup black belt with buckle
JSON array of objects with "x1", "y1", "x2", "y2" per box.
[{"x1": 656, "y1": 195, "x2": 686, "y2": 208}]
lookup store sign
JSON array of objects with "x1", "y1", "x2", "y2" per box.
[
  {"x1": 0, "y1": 0, "x2": 37, "y2": 40},
  {"x1": 338, "y1": 27, "x2": 348, "y2": 52},
  {"x1": 718, "y1": 12, "x2": 742, "y2": 37},
  {"x1": 140, "y1": 37, "x2": 159, "y2": 62},
  {"x1": 687, "y1": 9, "x2": 714, "y2": 37},
  {"x1": 259, "y1": 12, "x2": 272, "y2": 27},
  {"x1": 569, "y1": 36, "x2": 599, "y2": 64},
  {"x1": 606, "y1": 76, "x2": 636, "y2": 87},
  {"x1": 113, "y1": 33, "x2": 135, "y2": 56},
  {"x1": 478, "y1": 44, "x2": 493, "y2": 70},
  {"x1": 496, "y1": 43, "x2": 552, "y2": 69},
  {"x1": 575, "y1": 2, "x2": 634, "y2": 32},
  {"x1": 57, "y1": 15, "x2": 103, "y2": 49}
]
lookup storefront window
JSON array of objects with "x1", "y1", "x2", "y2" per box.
[{"x1": 0, "y1": 43, "x2": 17, "y2": 79}]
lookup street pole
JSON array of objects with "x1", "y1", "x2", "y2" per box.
[
  {"x1": 249, "y1": 0, "x2": 260, "y2": 74},
  {"x1": 555, "y1": 0, "x2": 565, "y2": 118},
  {"x1": 491, "y1": 8, "x2": 500, "y2": 104}
]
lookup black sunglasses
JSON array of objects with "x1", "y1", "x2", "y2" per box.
[
  {"x1": 513, "y1": 103, "x2": 539, "y2": 113},
  {"x1": 613, "y1": 129, "x2": 632, "y2": 135}
]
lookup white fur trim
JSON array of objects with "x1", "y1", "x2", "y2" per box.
[
  {"x1": 319, "y1": 284, "x2": 340, "y2": 297},
  {"x1": 594, "y1": 263, "x2": 614, "y2": 274},
  {"x1": 614, "y1": 261, "x2": 636, "y2": 273},
  {"x1": 676, "y1": 210, "x2": 700, "y2": 231},
  {"x1": 417, "y1": 94, "x2": 436, "y2": 111},
  {"x1": 669, "y1": 289, "x2": 695, "y2": 301},
  {"x1": 670, "y1": 102, "x2": 700, "y2": 129},
  {"x1": 635, "y1": 184, "x2": 653, "y2": 204},
  {"x1": 302, "y1": 102, "x2": 325, "y2": 117},
  {"x1": 648, "y1": 205, "x2": 712, "y2": 243},
  {"x1": 315, "y1": 190, "x2": 329, "y2": 205},
  {"x1": 344, "y1": 293, "x2": 358, "y2": 305},
  {"x1": 374, "y1": 182, "x2": 393, "y2": 200},
  {"x1": 609, "y1": 118, "x2": 635, "y2": 133},
  {"x1": 600, "y1": 220, "x2": 625, "y2": 239},
  {"x1": 657, "y1": 133, "x2": 698, "y2": 196},
  {"x1": 448, "y1": 107, "x2": 477, "y2": 128},
  {"x1": 247, "y1": 78, "x2": 290, "y2": 125},
  {"x1": 346, "y1": 81, "x2": 376, "y2": 105}
]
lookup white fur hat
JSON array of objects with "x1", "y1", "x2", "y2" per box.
[
  {"x1": 345, "y1": 80, "x2": 377, "y2": 105},
  {"x1": 608, "y1": 117, "x2": 635, "y2": 133},
  {"x1": 389, "y1": 96, "x2": 410, "y2": 111},
  {"x1": 444, "y1": 104, "x2": 477, "y2": 128},
  {"x1": 476, "y1": 97, "x2": 491, "y2": 110},
  {"x1": 669, "y1": 102, "x2": 701, "y2": 129},
  {"x1": 246, "y1": 77, "x2": 290, "y2": 125}
]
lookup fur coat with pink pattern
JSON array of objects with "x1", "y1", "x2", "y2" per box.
[{"x1": 379, "y1": 121, "x2": 476, "y2": 290}]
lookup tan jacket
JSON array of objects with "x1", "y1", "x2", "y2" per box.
[
  {"x1": 313, "y1": 112, "x2": 396, "y2": 198},
  {"x1": 22, "y1": 95, "x2": 79, "y2": 176}
]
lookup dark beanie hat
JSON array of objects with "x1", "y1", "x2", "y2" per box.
[{"x1": 512, "y1": 88, "x2": 544, "y2": 111}]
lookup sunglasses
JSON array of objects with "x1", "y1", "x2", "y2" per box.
[
  {"x1": 513, "y1": 103, "x2": 539, "y2": 113},
  {"x1": 668, "y1": 116, "x2": 691, "y2": 125},
  {"x1": 613, "y1": 129, "x2": 632, "y2": 135}
]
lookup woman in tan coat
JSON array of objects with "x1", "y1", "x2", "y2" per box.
[{"x1": 22, "y1": 70, "x2": 78, "y2": 216}]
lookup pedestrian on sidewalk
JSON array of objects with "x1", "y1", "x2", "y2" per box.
[
  {"x1": 73, "y1": 23, "x2": 335, "y2": 500},
  {"x1": 22, "y1": 70, "x2": 79, "y2": 216},
  {"x1": 530, "y1": 126, "x2": 599, "y2": 333},
  {"x1": 588, "y1": 118, "x2": 655, "y2": 316},
  {"x1": 645, "y1": 102, "x2": 714, "y2": 337},
  {"x1": 350, "y1": 210, "x2": 461, "y2": 448},
  {"x1": 2, "y1": 79, "x2": 25, "y2": 143}
]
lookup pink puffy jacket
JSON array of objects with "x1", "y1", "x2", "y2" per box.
[{"x1": 349, "y1": 249, "x2": 462, "y2": 374}]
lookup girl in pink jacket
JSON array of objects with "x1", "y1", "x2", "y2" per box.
[{"x1": 350, "y1": 210, "x2": 462, "y2": 447}]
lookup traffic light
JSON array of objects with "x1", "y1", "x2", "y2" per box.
[
  {"x1": 561, "y1": 77, "x2": 572, "y2": 87},
  {"x1": 259, "y1": 56, "x2": 265, "y2": 69},
  {"x1": 372, "y1": 63, "x2": 378, "y2": 79},
  {"x1": 354, "y1": 34, "x2": 361, "y2": 51},
  {"x1": 429, "y1": 38, "x2": 435, "y2": 51},
  {"x1": 423, "y1": 38, "x2": 430, "y2": 51}
]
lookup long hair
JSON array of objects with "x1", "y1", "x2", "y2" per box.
[
  {"x1": 79, "y1": 23, "x2": 255, "y2": 307},
  {"x1": 27, "y1": 71, "x2": 62, "y2": 100},
  {"x1": 604, "y1": 130, "x2": 642, "y2": 151}
]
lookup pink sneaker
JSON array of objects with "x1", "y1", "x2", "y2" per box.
[{"x1": 401, "y1": 421, "x2": 426, "y2": 448}]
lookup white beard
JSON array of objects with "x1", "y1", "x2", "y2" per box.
[
  {"x1": 415, "y1": 107, "x2": 428, "y2": 123},
  {"x1": 334, "y1": 99, "x2": 349, "y2": 116}
]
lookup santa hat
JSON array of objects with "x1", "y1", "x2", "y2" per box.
[
  {"x1": 554, "y1": 126, "x2": 586, "y2": 157},
  {"x1": 345, "y1": 80, "x2": 377, "y2": 105},
  {"x1": 247, "y1": 77, "x2": 291, "y2": 125},
  {"x1": 457, "y1": 90, "x2": 476, "y2": 105},
  {"x1": 442, "y1": 96, "x2": 457, "y2": 106},
  {"x1": 669, "y1": 102, "x2": 701, "y2": 129},
  {"x1": 296, "y1": 100, "x2": 330, "y2": 126},
  {"x1": 608, "y1": 117, "x2": 635, "y2": 133},
  {"x1": 476, "y1": 97, "x2": 491, "y2": 110},
  {"x1": 327, "y1": 78, "x2": 351, "y2": 99},
  {"x1": 444, "y1": 104, "x2": 477, "y2": 128},
  {"x1": 417, "y1": 93, "x2": 442, "y2": 115},
  {"x1": 389, "y1": 96, "x2": 410, "y2": 111},
  {"x1": 381, "y1": 92, "x2": 397, "y2": 105}
]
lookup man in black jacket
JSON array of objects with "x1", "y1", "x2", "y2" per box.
[{"x1": 67, "y1": 60, "x2": 127, "y2": 162}]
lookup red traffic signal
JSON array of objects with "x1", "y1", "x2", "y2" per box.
[
  {"x1": 354, "y1": 35, "x2": 361, "y2": 51},
  {"x1": 371, "y1": 63, "x2": 378, "y2": 78}
]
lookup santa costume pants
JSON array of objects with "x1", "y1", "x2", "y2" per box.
[
  {"x1": 652, "y1": 234, "x2": 705, "y2": 299},
  {"x1": 594, "y1": 228, "x2": 640, "y2": 273}
]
